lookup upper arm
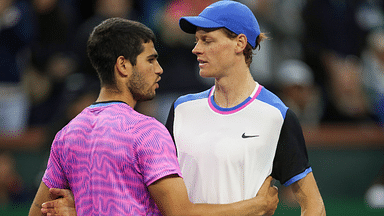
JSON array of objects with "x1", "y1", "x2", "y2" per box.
[
  {"x1": 147, "y1": 174, "x2": 193, "y2": 216},
  {"x1": 29, "y1": 181, "x2": 54, "y2": 216},
  {"x1": 289, "y1": 172, "x2": 326, "y2": 216}
]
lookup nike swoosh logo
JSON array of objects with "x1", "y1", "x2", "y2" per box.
[{"x1": 242, "y1": 133, "x2": 259, "y2": 138}]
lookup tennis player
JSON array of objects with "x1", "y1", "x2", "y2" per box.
[
  {"x1": 28, "y1": 17, "x2": 278, "y2": 216},
  {"x1": 165, "y1": 0, "x2": 326, "y2": 215}
]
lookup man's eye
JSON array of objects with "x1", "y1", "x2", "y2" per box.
[{"x1": 203, "y1": 39, "x2": 212, "y2": 44}]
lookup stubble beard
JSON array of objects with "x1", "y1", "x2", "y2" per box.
[{"x1": 127, "y1": 68, "x2": 156, "y2": 102}]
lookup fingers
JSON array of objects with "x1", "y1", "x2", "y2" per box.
[
  {"x1": 41, "y1": 201, "x2": 59, "y2": 215},
  {"x1": 49, "y1": 188, "x2": 68, "y2": 198},
  {"x1": 49, "y1": 188, "x2": 64, "y2": 200},
  {"x1": 269, "y1": 185, "x2": 278, "y2": 196},
  {"x1": 41, "y1": 206, "x2": 56, "y2": 214},
  {"x1": 42, "y1": 200, "x2": 56, "y2": 208}
]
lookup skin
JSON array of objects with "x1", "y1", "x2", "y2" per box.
[
  {"x1": 29, "y1": 41, "x2": 279, "y2": 216},
  {"x1": 289, "y1": 173, "x2": 326, "y2": 216}
]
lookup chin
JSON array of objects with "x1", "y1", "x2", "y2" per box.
[
  {"x1": 199, "y1": 70, "x2": 210, "y2": 78},
  {"x1": 200, "y1": 73, "x2": 214, "y2": 79},
  {"x1": 134, "y1": 92, "x2": 156, "y2": 102}
]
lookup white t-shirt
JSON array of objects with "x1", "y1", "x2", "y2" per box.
[{"x1": 165, "y1": 82, "x2": 311, "y2": 204}]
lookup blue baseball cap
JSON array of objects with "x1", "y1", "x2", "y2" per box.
[{"x1": 179, "y1": 0, "x2": 260, "y2": 48}]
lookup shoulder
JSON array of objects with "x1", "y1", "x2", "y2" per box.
[
  {"x1": 257, "y1": 87, "x2": 288, "y2": 118},
  {"x1": 174, "y1": 89, "x2": 211, "y2": 109}
]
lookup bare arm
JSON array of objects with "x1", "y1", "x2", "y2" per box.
[
  {"x1": 289, "y1": 172, "x2": 326, "y2": 216},
  {"x1": 29, "y1": 181, "x2": 53, "y2": 216},
  {"x1": 41, "y1": 175, "x2": 278, "y2": 216},
  {"x1": 148, "y1": 174, "x2": 278, "y2": 216}
]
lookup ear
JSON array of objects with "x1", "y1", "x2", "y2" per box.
[
  {"x1": 115, "y1": 56, "x2": 132, "y2": 77},
  {"x1": 235, "y1": 34, "x2": 247, "y2": 54}
]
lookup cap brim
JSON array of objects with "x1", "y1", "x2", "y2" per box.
[{"x1": 179, "y1": 16, "x2": 224, "y2": 34}]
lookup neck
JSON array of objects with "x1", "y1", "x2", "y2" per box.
[
  {"x1": 213, "y1": 68, "x2": 256, "y2": 108},
  {"x1": 96, "y1": 86, "x2": 137, "y2": 108}
]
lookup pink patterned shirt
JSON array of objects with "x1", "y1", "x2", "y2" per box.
[{"x1": 43, "y1": 101, "x2": 182, "y2": 215}]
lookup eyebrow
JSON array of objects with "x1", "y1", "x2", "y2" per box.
[
  {"x1": 147, "y1": 53, "x2": 158, "y2": 59},
  {"x1": 195, "y1": 34, "x2": 210, "y2": 41}
]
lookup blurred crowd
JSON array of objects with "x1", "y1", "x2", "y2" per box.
[{"x1": 0, "y1": 0, "x2": 383, "y2": 209}]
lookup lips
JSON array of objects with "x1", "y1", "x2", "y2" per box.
[
  {"x1": 197, "y1": 59, "x2": 208, "y2": 67},
  {"x1": 155, "y1": 77, "x2": 161, "y2": 88}
]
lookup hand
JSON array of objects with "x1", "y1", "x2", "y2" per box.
[
  {"x1": 256, "y1": 176, "x2": 279, "y2": 216},
  {"x1": 41, "y1": 188, "x2": 76, "y2": 216}
]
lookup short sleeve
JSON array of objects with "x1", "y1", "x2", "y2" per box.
[
  {"x1": 42, "y1": 130, "x2": 69, "y2": 189},
  {"x1": 133, "y1": 118, "x2": 182, "y2": 186},
  {"x1": 271, "y1": 109, "x2": 311, "y2": 186}
]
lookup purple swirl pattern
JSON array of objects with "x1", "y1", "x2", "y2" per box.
[{"x1": 43, "y1": 103, "x2": 181, "y2": 215}]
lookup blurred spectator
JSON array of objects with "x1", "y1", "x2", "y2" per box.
[
  {"x1": 21, "y1": 0, "x2": 78, "y2": 128},
  {"x1": 301, "y1": 0, "x2": 379, "y2": 124},
  {"x1": 155, "y1": 0, "x2": 215, "y2": 93},
  {"x1": 136, "y1": 0, "x2": 167, "y2": 30},
  {"x1": 355, "y1": 0, "x2": 384, "y2": 32},
  {"x1": 31, "y1": 0, "x2": 75, "y2": 54},
  {"x1": 322, "y1": 53, "x2": 375, "y2": 123},
  {"x1": 0, "y1": 0, "x2": 35, "y2": 135},
  {"x1": 276, "y1": 59, "x2": 324, "y2": 128},
  {"x1": 361, "y1": 29, "x2": 384, "y2": 127},
  {"x1": 302, "y1": 0, "x2": 368, "y2": 86},
  {"x1": 0, "y1": 1, "x2": 35, "y2": 205},
  {"x1": 241, "y1": 0, "x2": 308, "y2": 90},
  {"x1": 72, "y1": 0, "x2": 138, "y2": 82},
  {"x1": 23, "y1": 52, "x2": 77, "y2": 127},
  {"x1": 1, "y1": 1, "x2": 83, "y2": 206}
]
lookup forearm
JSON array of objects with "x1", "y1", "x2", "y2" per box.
[
  {"x1": 29, "y1": 181, "x2": 52, "y2": 216},
  {"x1": 299, "y1": 197, "x2": 326, "y2": 216},
  {"x1": 187, "y1": 197, "x2": 268, "y2": 216},
  {"x1": 149, "y1": 175, "x2": 277, "y2": 216},
  {"x1": 29, "y1": 203, "x2": 44, "y2": 216},
  {"x1": 291, "y1": 173, "x2": 326, "y2": 216}
]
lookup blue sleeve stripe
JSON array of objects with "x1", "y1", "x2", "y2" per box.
[{"x1": 283, "y1": 167, "x2": 313, "y2": 187}]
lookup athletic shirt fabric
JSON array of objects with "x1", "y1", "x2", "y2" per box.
[
  {"x1": 165, "y1": 82, "x2": 311, "y2": 204},
  {"x1": 43, "y1": 101, "x2": 181, "y2": 215}
]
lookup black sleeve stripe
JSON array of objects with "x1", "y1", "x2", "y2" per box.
[
  {"x1": 165, "y1": 101, "x2": 177, "y2": 156},
  {"x1": 271, "y1": 109, "x2": 310, "y2": 185}
]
